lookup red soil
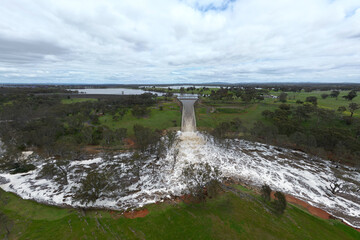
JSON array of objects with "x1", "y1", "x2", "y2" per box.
[
  {"x1": 124, "y1": 138, "x2": 135, "y2": 148},
  {"x1": 271, "y1": 192, "x2": 360, "y2": 232},
  {"x1": 123, "y1": 209, "x2": 149, "y2": 219},
  {"x1": 83, "y1": 145, "x2": 102, "y2": 154}
]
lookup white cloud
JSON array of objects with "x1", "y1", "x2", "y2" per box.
[{"x1": 0, "y1": 0, "x2": 359, "y2": 84}]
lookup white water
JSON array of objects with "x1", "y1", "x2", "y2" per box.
[
  {"x1": 0, "y1": 100, "x2": 359, "y2": 228},
  {"x1": 181, "y1": 99, "x2": 197, "y2": 132}
]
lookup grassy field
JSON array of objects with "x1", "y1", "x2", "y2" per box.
[
  {"x1": 1, "y1": 187, "x2": 359, "y2": 239},
  {"x1": 196, "y1": 90, "x2": 360, "y2": 130},
  {"x1": 99, "y1": 102, "x2": 181, "y2": 135},
  {"x1": 196, "y1": 102, "x2": 277, "y2": 129},
  {"x1": 61, "y1": 98, "x2": 98, "y2": 104},
  {"x1": 268, "y1": 90, "x2": 360, "y2": 115}
]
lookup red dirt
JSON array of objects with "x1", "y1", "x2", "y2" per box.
[
  {"x1": 123, "y1": 209, "x2": 149, "y2": 219},
  {"x1": 271, "y1": 192, "x2": 360, "y2": 232},
  {"x1": 83, "y1": 145, "x2": 102, "y2": 154},
  {"x1": 124, "y1": 138, "x2": 135, "y2": 148}
]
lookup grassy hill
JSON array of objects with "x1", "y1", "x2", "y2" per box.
[{"x1": 1, "y1": 187, "x2": 359, "y2": 240}]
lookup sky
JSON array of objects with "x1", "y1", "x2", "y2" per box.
[{"x1": 0, "y1": 0, "x2": 360, "y2": 84}]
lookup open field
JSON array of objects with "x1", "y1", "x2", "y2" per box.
[
  {"x1": 196, "y1": 90, "x2": 360, "y2": 130},
  {"x1": 99, "y1": 101, "x2": 181, "y2": 135},
  {"x1": 61, "y1": 98, "x2": 98, "y2": 104},
  {"x1": 196, "y1": 102, "x2": 277, "y2": 129},
  {"x1": 1, "y1": 187, "x2": 359, "y2": 240},
  {"x1": 268, "y1": 90, "x2": 360, "y2": 115}
]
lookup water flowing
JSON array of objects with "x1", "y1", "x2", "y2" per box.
[
  {"x1": 180, "y1": 99, "x2": 197, "y2": 132},
  {"x1": 0, "y1": 99, "x2": 359, "y2": 228}
]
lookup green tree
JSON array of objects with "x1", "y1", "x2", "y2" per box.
[
  {"x1": 182, "y1": 163, "x2": 221, "y2": 202},
  {"x1": 73, "y1": 169, "x2": 116, "y2": 205},
  {"x1": 261, "y1": 184, "x2": 271, "y2": 202},
  {"x1": 349, "y1": 103, "x2": 359, "y2": 118},
  {"x1": 262, "y1": 110, "x2": 274, "y2": 119},
  {"x1": 131, "y1": 105, "x2": 150, "y2": 118},
  {"x1": 343, "y1": 90, "x2": 357, "y2": 101},
  {"x1": 305, "y1": 96, "x2": 317, "y2": 106},
  {"x1": 321, "y1": 93, "x2": 329, "y2": 99},
  {"x1": 273, "y1": 191, "x2": 287, "y2": 214},
  {"x1": 337, "y1": 106, "x2": 346, "y2": 113},
  {"x1": 330, "y1": 90, "x2": 340, "y2": 100},
  {"x1": 133, "y1": 124, "x2": 160, "y2": 152},
  {"x1": 279, "y1": 93, "x2": 288, "y2": 103}
]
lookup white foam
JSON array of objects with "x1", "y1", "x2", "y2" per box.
[{"x1": 0, "y1": 132, "x2": 359, "y2": 228}]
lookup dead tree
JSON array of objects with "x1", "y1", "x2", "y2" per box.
[{"x1": 327, "y1": 179, "x2": 341, "y2": 194}]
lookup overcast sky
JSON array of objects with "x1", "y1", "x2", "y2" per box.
[{"x1": 0, "y1": 0, "x2": 360, "y2": 84}]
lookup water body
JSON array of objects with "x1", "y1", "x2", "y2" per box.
[
  {"x1": 69, "y1": 88, "x2": 198, "y2": 98},
  {"x1": 70, "y1": 88, "x2": 164, "y2": 95},
  {"x1": 140, "y1": 85, "x2": 221, "y2": 89}
]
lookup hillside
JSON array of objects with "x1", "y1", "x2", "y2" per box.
[{"x1": 1, "y1": 187, "x2": 359, "y2": 239}]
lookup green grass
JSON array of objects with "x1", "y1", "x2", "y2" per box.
[
  {"x1": 196, "y1": 102, "x2": 277, "y2": 129},
  {"x1": 99, "y1": 102, "x2": 181, "y2": 135},
  {"x1": 2, "y1": 100, "x2": 13, "y2": 106},
  {"x1": 270, "y1": 90, "x2": 360, "y2": 116},
  {"x1": 1, "y1": 188, "x2": 359, "y2": 239},
  {"x1": 61, "y1": 98, "x2": 98, "y2": 104},
  {"x1": 196, "y1": 90, "x2": 360, "y2": 130}
]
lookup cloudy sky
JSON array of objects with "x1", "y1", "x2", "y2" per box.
[{"x1": 0, "y1": 0, "x2": 360, "y2": 84}]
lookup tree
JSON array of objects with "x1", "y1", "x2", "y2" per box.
[
  {"x1": 261, "y1": 184, "x2": 271, "y2": 202},
  {"x1": 294, "y1": 105, "x2": 312, "y2": 122},
  {"x1": 118, "y1": 108, "x2": 128, "y2": 119},
  {"x1": 73, "y1": 169, "x2": 116, "y2": 205},
  {"x1": 133, "y1": 124, "x2": 160, "y2": 152},
  {"x1": 37, "y1": 159, "x2": 70, "y2": 185},
  {"x1": 327, "y1": 178, "x2": 341, "y2": 194},
  {"x1": 305, "y1": 96, "x2": 317, "y2": 106},
  {"x1": 230, "y1": 117, "x2": 242, "y2": 131},
  {"x1": 262, "y1": 110, "x2": 274, "y2": 119},
  {"x1": 273, "y1": 191, "x2": 287, "y2": 214},
  {"x1": 337, "y1": 106, "x2": 346, "y2": 113},
  {"x1": 172, "y1": 148, "x2": 179, "y2": 171},
  {"x1": 131, "y1": 105, "x2": 150, "y2": 118},
  {"x1": 213, "y1": 122, "x2": 231, "y2": 139},
  {"x1": 182, "y1": 163, "x2": 221, "y2": 202},
  {"x1": 343, "y1": 90, "x2": 357, "y2": 101},
  {"x1": 321, "y1": 93, "x2": 329, "y2": 99},
  {"x1": 330, "y1": 90, "x2": 340, "y2": 100},
  {"x1": 278, "y1": 104, "x2": 290, "y2": 111},
  {"x1": 166, "y1": 130, "x2": 177, "y2": 149},
  {"x1": 279, "y1": 93, "x2": 288, "y2": 103},
  {"x1": 349, "y1": 103, "x2": 359, "y2": 118},
  {"x1": 256, "y1": 95, "x2": 265, "y2": 102}
]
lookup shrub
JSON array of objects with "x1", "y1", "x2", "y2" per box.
[
  {"x1": 206, "y1": 179, "x2": 222, "y2": 199},
  {"x1": 279, "y1": 93, "x2": 288, "y2": 103},
  {"x1": 273, "y1": 191, "x2": 287, "y2": 214},
  {"x1": 10, "y1": 163, "x2": 36, "y2": 174},
  {"x1": 182, "y1": 163, "x2": 221, "y2": 202},
  {"x1": 261, "y1": 184, "x2": 271, "y2": 202},
  {"x1": 131, "y1": 105, "x2": 150, "y2": 118}
]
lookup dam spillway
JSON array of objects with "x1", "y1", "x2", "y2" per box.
[{"x1": 180, "y1": 99, "x2": 197, "y2": 132}]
